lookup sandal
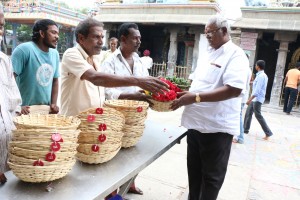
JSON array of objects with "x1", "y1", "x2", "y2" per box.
[{"x1": 128, "y1": 186, "x2": 143, "y2": 195}]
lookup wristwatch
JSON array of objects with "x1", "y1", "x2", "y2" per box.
[{"x1": 195, "y1": 93, "x2": 201, "y2": 103}]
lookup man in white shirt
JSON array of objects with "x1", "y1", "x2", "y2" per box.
[
  {"x1": 171, "y1": 15, "x2": 249, "y2": 200},
  {"x1": 0, "y1": 11, "x2": 22, "y2": 184},
  {"x1": 60, "y1": 18, "x2": 168, "y2": 116},
  {"x1": 102, "y1": 22, "x2": 148, "y2": 197},
  {"x1": 140, "y1": 49, "x2": 153, "y2": 74},
  {"x1": 103, "y1": 23, "x2": 149, "y2": 102},
  {"x1": 100, "y1": 37, "x2": 118, "y2": 64}
]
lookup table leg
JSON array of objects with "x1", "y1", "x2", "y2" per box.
[
  {"x1": 177, "y1": 132, "x2": 187, "y2": 144},
  {"x1": 118, "y1": 174, "x2": 138, "y2": 197}
]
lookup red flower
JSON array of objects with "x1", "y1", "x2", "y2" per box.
[
  {"x1": 98, "y1": 134, "x2": 106, "y2": 142},
  {"x1": 95, "y1": 108, "x2": 103, "y2": 114},
  {"x1": 51, "y1": 133, "x2": 62, "y2": 142},
  {"x1": 152, "y1": 79, "x2": 181, "y2": 102},
  {"x1": 87, "y1": 114, "x2": 96, "y2": 122},
  {"x1": 98, "y1": 123, "x2": 107, "y2": 131},
  {"x1": 91, "y1": 144, "x2": 100, "y2": 152},
  {"x1": 137, "y1": 106, "x2": 143, "y2": 112},
  {"x1": 50, "y1": 142, "x2": 61, "y2": 152},
  {"x1": 45, "y1": 152, "x2": 56, "y2": 162},
  {"x1": 33, "y1": 159, "x2": 44, "y2": 166}
]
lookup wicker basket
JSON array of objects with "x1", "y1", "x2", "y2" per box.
[
  {"x1": 78, "y1": 107, "x2": 125, "y2": 132},
  {"x1": 77, "y1": 142, "x2": 121, "y2": 155},
  {"x1": 78, "y1": 131, "x2": 123, "y2": 144},
  {"x1": 76, "y1": 146, "x2": 121, "y2": 164},
  {"x1": 9, "y1": 141, "x2": 78, "y2": 152},
  {"x1": 9, "y1": 153, "x2": 76, "y2": 166},
  {"x1": 9, "y1": 146, "x2": 77, "y2": 162},
  {"x1": 104, "y1": 100, "x2": 149, "y2": 124},
  {"x1": 11, "y1": 129, "x2": 80, "y2": 142},
  {"x1": 13, "y1": 114, "x2": 81, "y2": 130},
  {"x1": 28, "y1": 105, "x2": 50, "y2": 114},
  {"x1": 148, "y1": 99, "x2": 173, "y2": 112},
  {"x1": 8, "y1": 161, "x2": 76, "y2": 183},
  {"x1": 76, "y1": 107, "x2": 125, "y2": 164},
  {"x1": 9, "y1": 114, "x2": 80, "y2": 183},
  {"x1": 103, "y1": 100, "x2": 149, "y2": 148},
  {"x1": 121, "y1": 124, "x2": 145, "y2": 148}
]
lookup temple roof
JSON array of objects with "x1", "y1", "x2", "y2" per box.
[{"x1": 232, "y1": 7, "x2": 300, "y2": 31}]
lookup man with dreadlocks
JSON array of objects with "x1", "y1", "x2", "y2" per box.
[{"x1": 11, "y1": 19, "x2": 60, "y2": 114}]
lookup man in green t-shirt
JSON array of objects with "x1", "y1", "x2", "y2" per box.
[{"x1": 12, "y1": 19, "x2": 60, "y2": 114}]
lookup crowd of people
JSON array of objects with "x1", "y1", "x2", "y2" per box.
[
  {"x1": 0, "y1": 12, "x2": 168, "y2": 194},
  {"x1": 2, "y1": 8, "x2": 296, "y2": 199}
]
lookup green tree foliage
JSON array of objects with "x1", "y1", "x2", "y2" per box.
[
  {"x1": 17, "y1": 24, "x2": 32, "y2": 43},
  {"x1": 57, "y1": 31, "x2": 67, "y2": 54}
]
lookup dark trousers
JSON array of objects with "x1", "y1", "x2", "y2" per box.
[
  {"x1": 244, "y1": 101, "x2": 273, "y2": 136},
  {"x1": 283, "y1": 87, "x2": 298, "y2": 113},
  {"x1": 187, "y1": 129, "x2": 233, "y2": 200}
]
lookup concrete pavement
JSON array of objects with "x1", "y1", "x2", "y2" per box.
[{"x1": 124, "y1": 105, "x2": 300, "y2": 200}]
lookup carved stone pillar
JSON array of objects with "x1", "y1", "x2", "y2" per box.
[
  {"x1": 240, "y1": 31, "x2": 261, "y2": 71},
  {"x1": 269, "y1": 41, "x2": 289, "y2": 106},
  {"x1": 269, "y1": 32, "x2": 297, "y2": 106},
  {"x1": 167, "y1": 28, "x2": 178, "y2": 77}
]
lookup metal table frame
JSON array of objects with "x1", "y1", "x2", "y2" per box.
[{"x1": 0, "y1": 120, "x2": 187, "y2": 200}]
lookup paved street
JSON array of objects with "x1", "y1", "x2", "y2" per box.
[{"x1": 125, "y1": 105, "x2": 300, "y2": 200}]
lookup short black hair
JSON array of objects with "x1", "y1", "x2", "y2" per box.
[
  {"x1": 75, "y1": 18, "x2": 104, "y2": 43},
  {"x1": 256, "y1": 60, "x2": 265, "y2": 70},
  {"x1": 118, "y1": 23, "x2": 139, "y2": 40},
  {"x1": 32, "y1": 19, "x2": 58, "y2": 43},
  {"x1": 296, "y1": 62, "x2": 300, "y2": 69}
]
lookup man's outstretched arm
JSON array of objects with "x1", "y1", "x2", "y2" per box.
[{"x1": 81, "y1": 69, "x2": 168, "y2": 95}]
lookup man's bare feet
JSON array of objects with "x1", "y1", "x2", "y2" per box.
[
  {"x1": 128, "y1": 186, "x2": 143, "y2": 195},
  {"x1": 263, "y1": 136, "x2": 270, "y2": 140},
  {"x1": 0, "y1": 173, "x2": 7, "y2": 184}
]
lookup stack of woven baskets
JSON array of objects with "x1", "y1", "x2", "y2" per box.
[
  {"x1": 104, "y1": 100, "x2": 149, "y2": 148},
  {"x1": 8, "y1": 114, "x2": 81, "y2": 183},
  {"x1": 76, "y1": 107, "x2": 125, "y2": 164}
]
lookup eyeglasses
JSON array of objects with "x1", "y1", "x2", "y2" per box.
[{"x1": 204, "y1": 28, "x2": 221, "y2": 37}]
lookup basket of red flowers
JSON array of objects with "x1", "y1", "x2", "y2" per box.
[{"x1": 148, "y1": 78, "x2": 182, "y2": 112}]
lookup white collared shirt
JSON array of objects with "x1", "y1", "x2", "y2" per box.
[
  {"x1": 140, "y1": 56, "x2": 153, "y2": 70},
  {"x1": 182, "y1": 41, "x2": 249, "y2": 136},
  {"x1": 102, "y1": 48, "x2": 149, "y2": 100},
  {"x1": 60, "y1": 45, "x2": 105, "y2": 116},
  {"x1": 0, "y1": 51, "x2": 22, "y2": 172}
]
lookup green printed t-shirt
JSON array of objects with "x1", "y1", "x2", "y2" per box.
[{"x1": 12, "y1": 41, "x2": 60, "y2": 106}]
